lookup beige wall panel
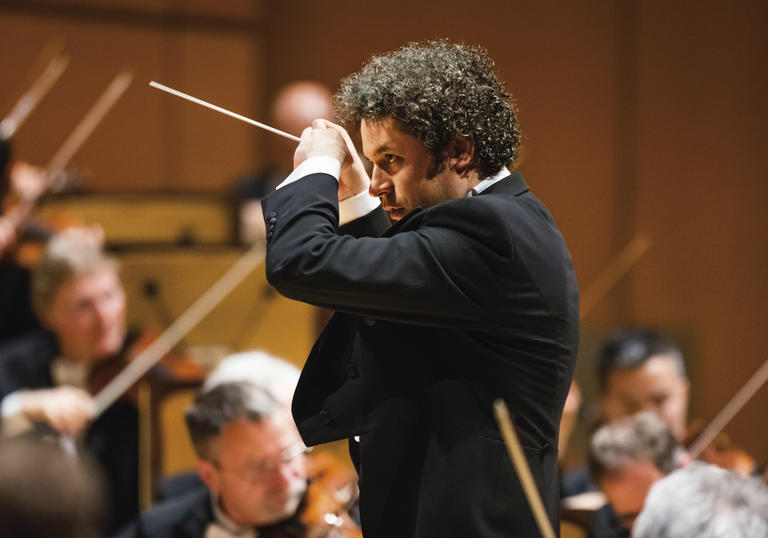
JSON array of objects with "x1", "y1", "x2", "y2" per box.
[
  {"x1": 118, "y1": 249, "x2": 317, "y2": 369},
  {"x1": 158, "y1": 389, "x2": 197, "y2": 476},
  {"x1": 38, "y1": 194, "x2": 235, "y2": 243}
]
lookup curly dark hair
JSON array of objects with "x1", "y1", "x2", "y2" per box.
[{"x1": 335, "y1": 40, "x2": 521, "y2": 179}]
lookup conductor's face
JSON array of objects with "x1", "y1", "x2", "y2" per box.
[{"x1": 362, "y1": 118, "x2": 474, "y2": 221}]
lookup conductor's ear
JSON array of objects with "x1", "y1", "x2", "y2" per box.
[{"x1": 447, "y1": 137, "x2": 475, "y2": 176}]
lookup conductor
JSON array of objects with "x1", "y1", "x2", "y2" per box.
[{"x1": 262, "y1": 40, "x2": 579, "y2": 537}]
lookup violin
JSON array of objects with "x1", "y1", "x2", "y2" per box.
[
  {"x1": 685, "y1": 356, "x2": 768, "y2": 477},
  {"x1": 256, "y1": 450, "x2": 362, "y2": 538},
  {"x1": 685, "y1": 420, "x2": 757, "y2": 477},
  {"x1": 86, "y1": 329, "x2": 206, "y2": 403},
  {"x1": 301, "y1": 451, "x2": 362, "y2": 538}
]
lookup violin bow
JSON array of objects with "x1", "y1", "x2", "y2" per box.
[
  {"x1": 92, "y1": 244, "x2": 266, "y2": 417},
  {"x1": 579, "y1": 232, "x2": 652, "y2": 320},
  {"x1": 0, "y1": 48, "x2": 69, "y2": 140},
  {"x1": 687, "y1": 355, "x2": 768, "y2": 460},
  {"x1": 4, "y1": 70, "x2": 133, "y2": 230},
  {"x1": 494, "y1": 399, "x2": 557, "y2": 538},
  {"x1": 46, "y1": 70, "x2": 134, "y2": 180}
]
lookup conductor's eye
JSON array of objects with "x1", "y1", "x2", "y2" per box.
[{"x1": 383, "y1": 154, "x2": 398, "y2": 164}]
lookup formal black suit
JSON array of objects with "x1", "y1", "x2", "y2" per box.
[
  {"x1": 263, "y1": 171, "x2": 579, "y2": 537},
  {"x1": 113, "y1": 488, "x2": 213, "y2": 538},
  {"x1": 0, "y1": 260, "x2": 40, "y2": 343},
  {"x1": 0, "y1": 330, "x2": 139, "y2": 535}
]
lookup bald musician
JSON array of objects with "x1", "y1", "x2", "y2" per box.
[
  {"x1": 233, "y1": 81, "x2": 334, "y2": 244},
  {"x1": 261, "y1": 41, "x2": 579, "y2": 537}
]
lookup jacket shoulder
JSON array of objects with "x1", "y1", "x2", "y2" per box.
[
  {"x1": 135, "y1": 488, "x2": 211, "y2": 537},
  {"x1": 0, "y1": 331, "x2": 57, "y2": 397}
]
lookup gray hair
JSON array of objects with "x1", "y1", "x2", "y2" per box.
[
  {"x1": 335, "y1": 40, "x2": 520, "y2": 179},
  {"x1": 184, "y1": 381, "x2": 279, "y2": 461},
  {"x1": 633, "y1": 462, "x2": 768, "y2": 538},
  {"x1": 202, "y1": 350, "x2": 300, "y2": 408},
  {"x1": 31, "y1": 234, "x2": 117, "y2": 317},
  {"x1": 589, "y1": 412, "x2": 682, "y2": 483}
]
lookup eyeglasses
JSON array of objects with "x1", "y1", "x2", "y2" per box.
[{"x1": 212, "y1": 443, "x2": 311, "y2": 484}]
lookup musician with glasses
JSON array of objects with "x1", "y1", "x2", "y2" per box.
[{"x1": 116, "y1": 381, "x2": 312, "y2": 538}]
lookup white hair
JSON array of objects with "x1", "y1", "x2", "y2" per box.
[
  {"x1": 633, "y1": 462, "x2": 768, "y2": 538},
  {"x1": 202, "y1": 350, "x2": 300, "y2": 408}
]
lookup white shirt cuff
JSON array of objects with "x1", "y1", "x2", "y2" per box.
[
  {"x1": 276, "y1": 156, "x2": 341, "y2": 190},
  {"x1": 338, "y1": 189, "x2": 381, "y2": 226},
  {"x1": 1, "y1": 392, "x2": 33, "y2": 436}
]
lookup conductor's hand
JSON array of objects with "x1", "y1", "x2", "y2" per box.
[
  {"x1": 17, "y1": 386, "x2": 95, "y2": 437},
  {"x1": 294, "y1": 119, "x2": 371, "y2": 201}
]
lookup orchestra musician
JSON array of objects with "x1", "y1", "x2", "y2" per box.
[
  {"x1": 0, "y1": 232, "x2": 140, "y2": 533},
  {"x1": 116, "y1": 351, "x2": 360, "y2": 538},
  {"x1": 561, "y1": 327, "x2": 690, "y2": 498},
  {"x1": 633, "y1": 462, "x2": 768, "y2": 537},
  {"x1": 586, "y1": 412, "x2": 688, "y2": 538},
  {"x1": 116, "y1": 381, "x2": 315, "y2": 538},
  {"x1": 261, "y1": 40, "x2": 579, "y2": 537}
]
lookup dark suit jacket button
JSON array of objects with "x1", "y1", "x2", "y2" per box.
[
  {"x1": 319, "y1": 410, "x2": 332, "y2": 425},
  {"x1": 268, "y1": 217, "x2": 277, "y2": 224},
  {"x1": 345, "y1": 363, "x2": 359, "y2": 378},
  {"x1": 363, "y1": 317, "x2": 376, "y2": 326},
  {"x1": 267, "y1": 211, "x2": 277, "y2": 218}
]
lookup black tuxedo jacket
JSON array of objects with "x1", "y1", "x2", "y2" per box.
[
  {"x1": 0, "y1": 331, "x2": 139, "y2": 535},
  {"x1": 113, "y1": 488, "x2": 213, "y2": 538},
  {"x1": 262, "y1": 172, "x2": 579, "y2": 537}
]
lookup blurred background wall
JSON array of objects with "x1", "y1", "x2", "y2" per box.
[{"x1": 1, "y1": 0, "x2": 766, "y2": 464}]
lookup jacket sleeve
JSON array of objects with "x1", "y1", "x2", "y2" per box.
[{"x1": 261, "y1": 173, "x2": 515, "y2": 328}]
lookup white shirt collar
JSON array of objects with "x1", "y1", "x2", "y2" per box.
[
  {"x1": 51, "y1": 357, "x2": 89, "y2": 389},
  {"x1": 209, "y1": 495, "x2": 257, "y2": 538},
  {"x1": 466, "y1": 166, "x2": 511, "y2": 197}
]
